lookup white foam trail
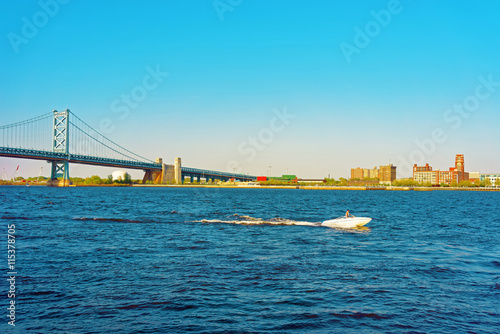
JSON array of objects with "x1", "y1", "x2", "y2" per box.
[{"x1": 195, "y1": 214, "x2": 320, "y2": 226}]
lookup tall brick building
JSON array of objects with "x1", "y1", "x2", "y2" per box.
[
  {"x1": 350, "y1": 165, "x2": 395, "y2": 184},
  {"x1": 379, "y1": 164, "x2": 397, "y2": 184},
  {"x1": 351, "y1": 167, "x2": 378, "y2": 180}
]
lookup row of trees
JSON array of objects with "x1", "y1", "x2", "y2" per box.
[
  {"x1": 392, "y1": 178, "x2": 500, "y2": 187},
  {"x1": 258, "y1": 178, "x2": 351, "y2": 187},
  {"x1": 350, "y1": 177, "x2": 380, "y2": 181},
  {"x1": 3, "y1": 174, "x2": 500, "y2": 188},
  {"x1": 1, "y1": 175, "x2": 134, "y2": 185},
  {"x1": 257, "y1": 177, "x2": 500, "y2": 188}
]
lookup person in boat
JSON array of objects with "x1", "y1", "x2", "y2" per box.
[{"x1": 345, "y1": 209, "x2": 355, "y2": 218}]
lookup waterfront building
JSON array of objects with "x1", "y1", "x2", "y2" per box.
[
  {"x1": 379, "y1": 164, "x2": 397, "y2": 184},
  {"x1": 413, "y1": 154, "x2": 469, "y2": 185},
  {"x1": 456, "y1": 154, "x2": 464, "y2": 173},
  {"x1": 351, "y1": 167, "x2": 364, "y2": 180},
  {"x1": 351, "y1": 167, "x2": 378, "y2": 180},
  {"x1": 369, "y1": 167, "x2": 379, "y2": 179},
  {"x1": 414, "y1": 163, "x2": 432, "y2": 173},
  {"x1": 351, "y1": 165, "x2": 393, "y2": 184},
  {"x1": 480, "y1": 174, "x2": 500, "y2": 186},
  {"x1": 469, "y1": 171, "x2": 481, "y2": 180},
  {"x1": 112, "y1": 170, "x2": 130, "y2": 181}
]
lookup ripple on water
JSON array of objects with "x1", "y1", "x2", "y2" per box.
[{"x1": 5, "y1": 187, "x2": 500, "y2": 333}]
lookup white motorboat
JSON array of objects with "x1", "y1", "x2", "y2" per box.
[{"x1": 321, "y1": 216, "x2": 372, "y2": 228}]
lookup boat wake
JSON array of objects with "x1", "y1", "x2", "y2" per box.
[{"x1": 196, "y1": 214, "x2": 320, "y2": 226}]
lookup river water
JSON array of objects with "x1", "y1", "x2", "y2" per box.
[{"x1": 1, "y1": 186, "x2": 499, "y2": 333}]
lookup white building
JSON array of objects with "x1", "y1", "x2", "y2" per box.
[
  {"x1": 480, "y1": 174, "x2": 500, "y2": 186},
  {"x1": 468, "y1": 171, "x2": 480, "y2": 179},
  {"x1": 112, "y1": 170, "x2": 130, "y2": 181}
]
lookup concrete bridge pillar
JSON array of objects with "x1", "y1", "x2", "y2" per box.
[
  {"x1": 143, "y1": 158, "x2": 176, "y2": 184},
  {"x1": 142, "y1": 158, "x2": 164, "y2": 184},
  {"x1": 174, "y1": 157, "x2": 181, "y2": 184},
  {"x1": 142, "y1": 168, "x2": 162, "y2": 184},
  {"x1": 161, "y1": 163, "x2": 175, "y2": 184}
]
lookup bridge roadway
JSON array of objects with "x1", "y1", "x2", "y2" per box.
[
  {"x1": 181, "y1": 167, "x2": 256, "y2": 182},
  {"x1": 0, "y1": 147, "x2": 257, "y2": 182}
]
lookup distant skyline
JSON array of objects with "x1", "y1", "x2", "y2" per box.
[{"x1": 1, "y1": 1, "x2": 499, "y2": 179}]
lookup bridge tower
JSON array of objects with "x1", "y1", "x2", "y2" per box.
[{"x1": 48, "y1": 109, "x2": 72, "y2": 187}]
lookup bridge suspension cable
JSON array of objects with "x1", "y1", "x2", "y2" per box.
[
  {"x1": 68, "y1": 112, "x2": 155, "y2": 164},
  {"x1": 0, "y1": 112, "x2": 53, "y2": 151}
]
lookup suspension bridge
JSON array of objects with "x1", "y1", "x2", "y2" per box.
[{"x1": 0, "y1": 109, "x2": 256, "y2": 186}]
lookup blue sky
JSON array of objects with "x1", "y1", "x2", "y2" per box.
[{"x1": 1, "y1": 0, "x2": 499, "y2": 179}]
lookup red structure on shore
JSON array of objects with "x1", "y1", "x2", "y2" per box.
[{"x1": 413, "y1": 154, "x2": 469, "y2": 185}]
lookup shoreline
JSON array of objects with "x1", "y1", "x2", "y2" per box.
[
  {"x1": 2, "y1": 184, "x2": 499, "y2": 191},
  {"x1": 132, "y1": 184, "x2": 500, "y2": 191}
]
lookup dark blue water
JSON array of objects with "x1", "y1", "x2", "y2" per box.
[{"x1": 1, "y1": 187, "x2": 499, "y2": 333}]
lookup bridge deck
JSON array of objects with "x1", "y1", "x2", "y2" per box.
[
  {"x1": 0, "y1": 147, "x2": 161, "y2": 170},
  {"x1": 182, "y1": 167, "x2": 256, "y2": 181},
  {"x1": 0, "y1": 147, "x2": 257, "y2": 180}
]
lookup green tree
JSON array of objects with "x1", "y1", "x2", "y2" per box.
[
  {"x1": 458, "y1": 180, "x2": 472, "y2": 188},
  {"x1": 324, "y1": 178, "x2": 337, "y2": 185},
  {"x1": 70, "y1": 177, "x2": 85, "y2": 185},
  {"x1": 85, "y1": 175, "x2": 103, "y2": 185},
  {"x1": 393, "y1": 178, "x2": 419, "y2": 187}
]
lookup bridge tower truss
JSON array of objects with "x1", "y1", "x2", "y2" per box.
[{"x1": 49, "y1": 109, "x2": 71, "y2": 186}]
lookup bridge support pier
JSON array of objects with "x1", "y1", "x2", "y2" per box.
[
  {"x1": 142, "y1": 169, "x2": 162, "y2": 184},
  {"x1": 162, "y1": 164, "x2": 175, "y2": 184},
  {"x1": 47, "y1": 161, "x2": 72, "y2": 187}
]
